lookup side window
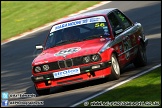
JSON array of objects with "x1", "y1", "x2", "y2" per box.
[
  {"x1": 108, "y1": 12, "x2": 123, "y2": 36},
  {"x1": 114, "y1": 10, "x2": 132, "y2": 30}
]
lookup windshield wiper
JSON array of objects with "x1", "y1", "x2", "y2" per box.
[
  {"x1": 50, "y1": 39, "x2": 79, "y2": 48},
  {"x1": 55, "y1": 40, "x2": 70, "y2": 46},
  {"x1": 82, "y1": 34, "x2": 104, "y2": 41}
]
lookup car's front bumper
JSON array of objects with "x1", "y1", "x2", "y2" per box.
[
  {"x1": 31, "y1": 61, "x2": 112, "y2": 89},
  {"x1": 31, "y1": 61, "x2": 111, "y2": 83}
]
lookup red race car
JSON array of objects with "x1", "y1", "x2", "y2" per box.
[{"x1": 31, "y1": 8, "x2": 148, "y2": 95}]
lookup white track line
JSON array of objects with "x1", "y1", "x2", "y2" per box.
[
  {"x1": 1, "y1": 1, "x2": 111, "y2": 45},
  {"x1": 70, "y1": 64, "x2": 161, "y2": 107}
]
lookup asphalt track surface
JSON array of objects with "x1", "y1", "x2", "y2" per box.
[{"x1": 1, "y1": 1, "x2": 161, "y2": 107}]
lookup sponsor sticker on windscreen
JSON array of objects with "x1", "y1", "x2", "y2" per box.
[
  {"x1": 50, "y1": 16, "x2": 106, "y2": 33},
  {"x1": 53, "y1": 68, "x2": 80, "y2": 78}
]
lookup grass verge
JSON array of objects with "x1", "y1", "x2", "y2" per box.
[
  {"x1": 79, "y1": 66, "x2": 161, "y2": 107},
  {"x1": 1, "y1": 1, "x2": 101, "y2": 41}
]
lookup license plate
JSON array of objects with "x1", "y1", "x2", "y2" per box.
[{"x1": 53, "y1": 68, "x2": 80, "y2": 78}]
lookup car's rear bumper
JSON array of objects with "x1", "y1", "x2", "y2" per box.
[{"x1": 31, "y1": 61, "x2": 111, "y2": 90}]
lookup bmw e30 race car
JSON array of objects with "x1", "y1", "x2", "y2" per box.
[{"x1": 31, "y1": 8, "x2": 148, "y2": 95}]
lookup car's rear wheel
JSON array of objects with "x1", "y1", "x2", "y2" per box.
[
  {"x1": 133, "y1": 43, "x2": 147, "y2": 67},
  {"x1": 34, "y1": 85, "x2": 50, "y2": 96},
  {"x1": 108, "y1": 53, "x2": 120, "y2": 80}
]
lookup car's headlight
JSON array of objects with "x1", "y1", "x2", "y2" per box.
[
  {"x1": 92, "y1": 54, "x2": 100, "y2": 62},
  {"x1": 83, "y1": 56, "x2": 91, "y2": 63},
  {"x1": 35, "y1": 66, "x2": 41, "y2": 72},
  {"x1": 42, "y1": 64, "x2": 50, "y2": 71}
]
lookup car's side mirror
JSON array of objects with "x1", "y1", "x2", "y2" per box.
[{"x1": 36, "y1": 45, "x2": 43, "y2": 50}]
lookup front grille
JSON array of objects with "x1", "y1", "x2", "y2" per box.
[
  {"x1": 58, "y1": 60, "x2": 65, "y2": 68},
  {"x1": 33, "y1": 54, "x2": 100, "y2": 72},
  {"x1": 48, "y1": 62, "x2": 60, "y2": 70},
  {"x1": 49, "y1": 56, "x2": 84, "y2": 71},
  {"x1": 58, "y1": 59, "x2": 73, "y2": 68},
  {"x1": 66, "y1": 59, "x2": 73, "y2": 67},
  {"x1": 73, "y1": 56, "x2": 83, "y2": 66}
]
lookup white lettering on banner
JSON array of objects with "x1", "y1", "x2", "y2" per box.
[
  {"x1": 50, "y1": 16, "x2": 106, "y2": 33},
  {"x1": 53, "y1": 68, "x2": 80, "y2": 78}
]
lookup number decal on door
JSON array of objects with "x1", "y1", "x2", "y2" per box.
[{"x1": 123, "y1": 36, "x2": 131, "y2": 60}]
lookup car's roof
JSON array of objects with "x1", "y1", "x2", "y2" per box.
[{"x1": 55, "y1": 8, "x2": 117, "y2": 24}]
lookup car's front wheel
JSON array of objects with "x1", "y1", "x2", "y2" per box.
[
  {"x1": 108, "y1": 53, "x2": 120, "y2": 80},
  {"x1": 133, "y1": 43, "x2": 147, "y2": 67},
  {"x1": 34, "y1": 85, "x2": 50, "y2": 96}
]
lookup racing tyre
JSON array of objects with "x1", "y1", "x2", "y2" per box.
[
  {"x1": 34, "y1": 85, "x2": 50, "y2": 96},
  {"x1": 133, "y1": 43, "x2": 147, "y2": 67},
  {"x1": 108, "y1": 54, "x2": 120, "y2": 81}
]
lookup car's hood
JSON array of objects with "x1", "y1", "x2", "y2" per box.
[{"x1": 33, "y1": 38, "x2": 111, "y2": 65}]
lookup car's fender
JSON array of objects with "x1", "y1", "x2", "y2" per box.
[{"x1": 99, "y1": 47, "x2": 117, "y2": 62}]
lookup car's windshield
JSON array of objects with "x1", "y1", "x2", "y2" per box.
[{"x1": 44, "y1": 16, "x2": 110, "y2": 49}]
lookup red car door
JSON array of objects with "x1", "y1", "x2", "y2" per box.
[{"x1": 107, "y1": 9, "x2": 137, "y2": 68}]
